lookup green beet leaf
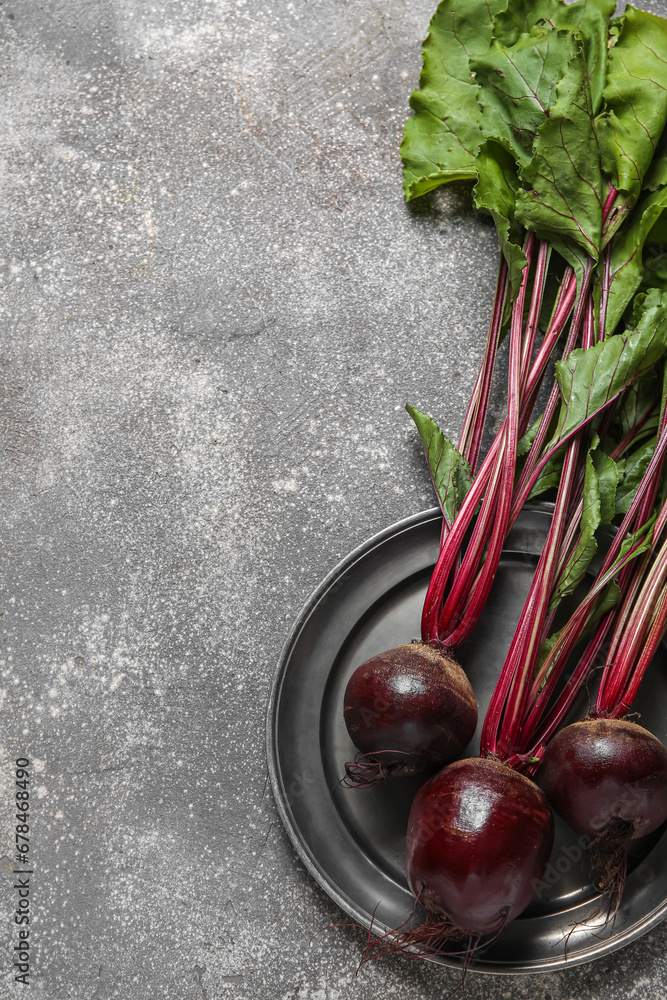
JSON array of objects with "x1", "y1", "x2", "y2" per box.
[
  {"x1": 492, "y1": 0, "x2": 615, "y2": 114},
  {"x1": 615, "y1": 436, "x2": 655, "y2": 515},
  {"x1": 643, "y1": 254, "x2": 667, "y2": 290},
  {"x1": 604, "y1": 185, "x2": 667, "y2": 335},
  {"x1": 406, "y1": 404, "x2": 473, "y2": 527},
  {"x1": 597, "y1": 6, "x2": 667, "y2": 208},
  {"x1": 515, "y1": 42, "x2": 603, "y2": 268},
  {"x1": 644, "y1": 142, "x2": 667, "y2": 244},
  {"x1": 593, "y1": 443, "x2": 621, "y2": 526},
  {"x1": 401, "y1": 0, "x2": 508, "y2": 200},
  {"x1": 549, "y1": 441, "x2": 618, "y2": 611},
  {"x1": 615, "y1": 368, "x2": 662, "y2": 440},
  {"x1": 472, "y1": 26, "x2": 579, "y2": 168},
  {"x1": 553, "y1": 287, "x2": 667, "y2": 446},
  {"x1": 473, "y1": 139, "x2": 527, "y2": 301},
  {"x1": 644, "y1": 135, "x2": 667, "y2": 194},
  {"x1": 536, "y1": 519, "x2": 654, "y2": 679},
  {"x1": 528, "y1": 450, "x2": 564, "y2": 500},
  {"x1": 518, "y1": 413, "x2": 543, "y2": 458}
]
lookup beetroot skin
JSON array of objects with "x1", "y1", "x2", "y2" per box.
[
  {"x1": 406, "y1": 757, "x2": 554, "y2": 935},
  {"x1": 343, "y1": 642, "x2": 477, "y2": 780},
  {"x1": 540, "y1": 718, "x2": 667, "y2": 839}
]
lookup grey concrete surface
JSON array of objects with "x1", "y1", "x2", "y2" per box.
[{"x1": 2, "y1": 0, "x2": 667, "y2": 997}]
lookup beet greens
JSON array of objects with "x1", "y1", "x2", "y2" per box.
[
  {"x1": 353, "y1": 0, "x2": 667, "y2": 958},
  {"x1": 342, "y1": 1, "x2": 667, "y2": 963},
  {"x1": 404, "y1": 0, "x2": 667, "y2": 657}
]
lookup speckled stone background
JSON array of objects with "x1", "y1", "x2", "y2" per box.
[{"x1": 2, "y1": 0, "x2": 667, "y2": 997}]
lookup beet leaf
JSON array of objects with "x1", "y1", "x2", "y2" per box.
[
  {"x1": 406, "y1": 405, "x2": 473, "y2": 527},
  {"x1": 401, "y1": 0, "x2": 508, "y2": 199},
  {"x1": 598, "y1": 7, "x2": 667, "y2": 213}
]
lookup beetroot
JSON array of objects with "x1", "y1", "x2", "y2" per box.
[
  {"x1": 342, "y1": 643, "x2": 477, "y2": 785},
  {"x1": 406, "y1": 758, "x2": 554, "y2": 935},
  {"x1": 540, "y1": 718, "x2": 667, "y2": 840},
  {"x1": 529, "y1": 501, "x2": 667, "y2": 913},
  {"x1": 539, "y1": 719, "x2": 667, "y2": 910}
]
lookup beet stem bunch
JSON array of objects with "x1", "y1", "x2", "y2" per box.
[{"x1": 343, "y1": 0, "x2": 667, "y2": 961}]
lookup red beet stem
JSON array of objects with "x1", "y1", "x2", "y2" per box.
[
  {"x1": 602, "y1": 185, "x2": 618, "y2": 222},
  {"x1": 515, "y1": 413, "x2": 667, "y2": 766},
  {"x1": 481, "y1": 264, "x2": 595, "y2": 758},
  {"x1": 596, "y1": 524, "x2": 667, "y2": 716},
  {"x1": 598, "y1": 240, "x2": 613, "y2": 341},
  {"x1": 610, "y1": 404, "x2": 658, "y2": 461},
  {"x1": 615, "y1": 584, "x2": 667, "y2": 713},
  {"x1": 487, "y1": 437, "x2": 583, "y2": 759},
  {"x1": 421, "y1": 240, "x2": 570, "y2": 645},
  {"x1": 510, "y1": 274, "x2": 589, "y2": 522},
  {"x1": 458, "y1": 255, "x2": 509, "y2": 476},
  {"x1": 421, "y1": 190, "x2": 625, "y2": 669},
  {"x1": 521, "y1": 545, "x2": 654, "y2": 763},
  {"x1": 436, "y1": 243, "x2": 558, "y2": 645}
]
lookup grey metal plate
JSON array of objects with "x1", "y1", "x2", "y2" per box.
[{"x1": 266, "y1": 505, "x2": 667, "y2": 974}]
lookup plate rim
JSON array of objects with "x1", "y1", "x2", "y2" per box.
[{"x1": 265, "y1": 504, "x2": 667, "y2": 976}]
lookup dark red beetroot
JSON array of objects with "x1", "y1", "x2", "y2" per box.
[
  {"x1": 540, "y1": 719, "x2": 667, "y2": 840},
  {"x1": 342, "y1": 643, "x2": 477, "y2": 785},
  {"x1": 406, "y1": 757, "x2": 554, "y2": 935},
  {"x1": 539, "y1": 718, "x2": 667, "y2": 911}
]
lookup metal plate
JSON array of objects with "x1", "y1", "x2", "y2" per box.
[{"x1": 266, "y1": 505, "x2": 667, "y2": 974}]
